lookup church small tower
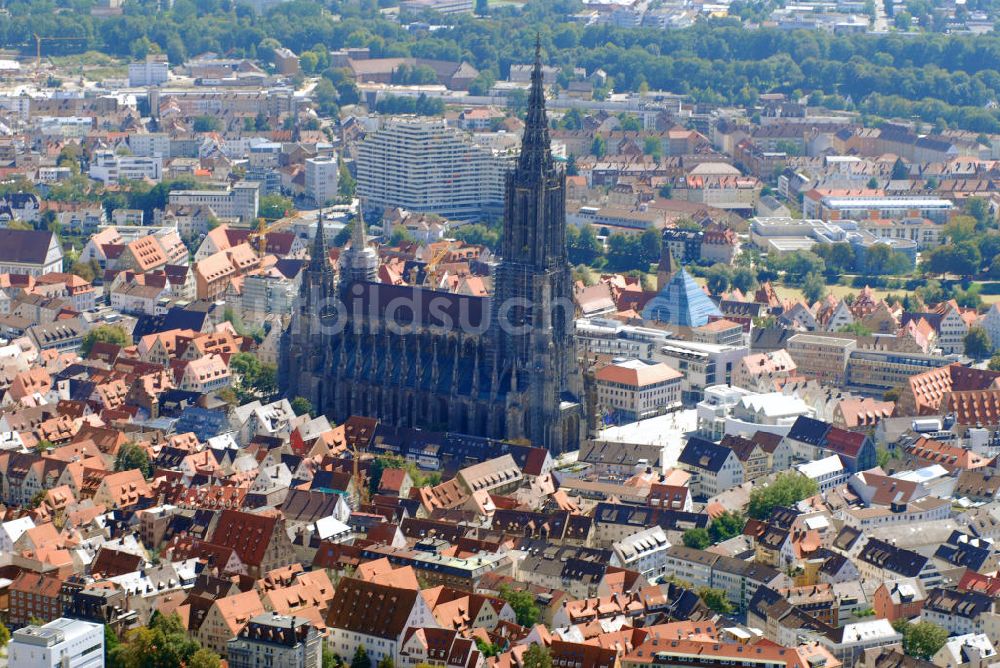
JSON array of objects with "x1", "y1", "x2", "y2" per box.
[
  {"x1": 339, "y1": 202, "x2": 378, "y2": 288},
  {"x1": 657, "y1": 244, "x2": 677, "y2": 291}
]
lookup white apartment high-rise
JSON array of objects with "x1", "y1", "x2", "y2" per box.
[
  {"x1": 356, "y1": 117, "x2": 510, "y2": 221},
  {"x1": 305, "y1": 154, "x2": 339, "y2": 206}
]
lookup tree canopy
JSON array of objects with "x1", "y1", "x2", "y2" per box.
[
  {"x1": 748, "y1": 472, "x2": 819, "y2": 520},
  {"x1": 15, "y1": 0, "x2": 1000, "y2": 131},
  {"x1": 498, "y1": 584, "x2": 541, "y2": 627},
  {"x1": 891, "y1": 620, "x2": 948, "y2": 659},
  {"x1": 965, "y1": 326, "x2": 993, "y2": 360},
  {"x1": 81, "y1": 325, "x2": 130, "y2": 356},
  {"x1": 114, "y1": 442, "x2": 153, "y2": 479},
  {"x1": 108, "y1": 613, "x2": 217, "y2": 668}
]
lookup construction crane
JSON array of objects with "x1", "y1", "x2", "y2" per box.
[
  {"x1": 350, "y1": 443, "x2": 370, "y2": 508},
  {"x1": 32, "y1": 34, "x2": 80, "y2": 69},
  {"x1": 423, "y1": 242, "x2": 452, "y2": 285},
  {"x1": 248, "y1": 215, "x2": 293, "y2": 258}
]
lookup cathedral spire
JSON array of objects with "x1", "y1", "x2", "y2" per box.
[
  {"x1": 352, "y1": 199, "x2": 367, "y2": 252},
  {"x1": 340, "y1": 199, "x2": 378, "y2": 286},
  {"x1": 518, "y1": 34, "x2": 551, "y2": 174},
  {"x1": 310, "y1": 209, "x2": 328, "y2": 272}
]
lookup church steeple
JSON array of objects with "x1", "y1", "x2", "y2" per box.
[
  {"x1": 499, "y1": 35, "x2": 565, "y2": 271},
  {"x1": 518, "y1": 35, "x2": 552, "y2": 175},
  {"x1": 309, "y1": 209, "x2": 330, "y2": 274},
  {"x1": 340, "y1": 199, "x2": 378, "y2": 287},
  {"x1": 351, "y1": 199, "x2": 368, "y2": 252}
]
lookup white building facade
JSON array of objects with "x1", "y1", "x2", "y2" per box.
[
  {"x1": 9, "y1": 618, "x2": 104, "y2": 668},
  {"x1": 357, "y1": 117, "x2": 511, "y2": 221}
]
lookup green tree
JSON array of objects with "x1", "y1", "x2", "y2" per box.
[
  {"x1": 643, "y1": 136, "x2": 662, "y2": 159},
  {"x1": 777, "y1": 250, "x2": 826, "y2": 279},
  {"x1": 567, "y1": 224, "x2": 602, "y2": 265},
  {"x1": 620, "y1": 114, "x2": 642, "y2": 131},
  {"x1": 188, "y1": 649, "x2": 221, "y2": 668},
  {"x1": 498, "y1": 584, "x2": 540, "y2": 627},
  {"x1": 339, "y1": 159, "x2": 356, "y2": 198},
  {"x1": 193, "y1": 115, "x2": 222, "y2": 132},
  {"x1": 566, "y1": 154, "x2": 578, "y2": 176},
  {"x1": 376, "y1": 658, "x2": 395, "y2": 668},
  {"x1": 468, "y1": 71, "x2": 496, "y2": 96},
  {"x1": 591, "y1": 136, "x2": 606, "y2": 158},
  {"x1": 727, "y1": 266, "x2": 754, "y2": 293},
  {"x1": 390, "y1": 227, "x2": 414, "y2": 246},
  {"x1": 891, "y1": 620, "x2": 948, "y2": 659},
  {"x1": 989, "y1": 352, "x2": 1000, "y2": 371},
  {"x1": 968, "y1": 197, "x2": 991, "y2": 227},
  {"x1": 291, "y1": 396, "x2": 314, "y2": 417},
  {"x1": 748, "y1": 472, "x2": 820, "y2": 519},
  {"x1": 260, "y1": 194, "x2": 294, "y2": 220},
  {"x1": 522, "y1": 644, "x2": 552, "y2": 668},
  {"x1": 944, "y1": 215, "x2": 980, "y2": 244},
  {"x1": 104, "y1": 624, "x2": 120, "y2": 665},
  {"x1": 708, "y1": 511, "x2": 746, "y2": 543},
  {"x1": 802, "y1": 272, "x2": 827, "y2": 304},
  {"x1": 891, "y1": 157, "x2": 909, "y2": 180},
  {"x1": 839, "y1": 322, "x2": 873, "y2": 336},
  {"x1": 639, "y1": 227, "x2": 661, "y2": 267},
  {"x1": 876, "y1": 446, "x2": 900, "y2": 467},
  {"x1": 965, "y1": 326, "x2": 992, "y2": 360},
  {"x1": 323, "y1": 646, "x2": 339, "y2": 668},
  {"x1": 475, "y1": 638, "x2": 500, "y2": 657},
  {"x1": 81, "y1": 324, "x2": 130, "y2": 356},
  {"x1": 230, "y1": 352, "x2": 279, "y2": 402},
  {"x1": 698, "y1": 587, "x2": 733, "y2": 615},
  {"x1": 111, "y1": 613, "x2": 202, "y2": 668},
  {"x1": 352, "y1": 646, "x2": 372, "y2": 668},
  {"x1": 682, "y1": 527, "x2": 711, "y2": 549},
  {"x1": 705, "y1": 264, "x2": 733, "y2": 294},
  {"x1": 115, "y1": 442, "x2": 153, "y2": 479},
  {"x1": 29, "y1": 489, "x2": 46, "y2": 509},
  {"x1": 70, "y1": 258, "x2": 101, "y2": 283},
  {"x1": 313, "y1": 79, "x2": 340, "y2": 117}
]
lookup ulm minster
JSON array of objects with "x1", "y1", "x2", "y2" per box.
[{"x1": 282, "y1": 45, "x2": 585, "y2": 454}]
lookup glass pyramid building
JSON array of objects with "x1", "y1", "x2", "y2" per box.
[{"x1": 642, "y1": 267, "x2": 723, "y2": 327}]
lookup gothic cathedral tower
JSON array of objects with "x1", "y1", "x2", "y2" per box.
[{"x1": 492, "y1": 39, "x2": 581, "y2": 452}]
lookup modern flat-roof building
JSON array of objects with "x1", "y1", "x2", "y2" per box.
[
  {"x1": 655, "y1": 338, "x2": 748, "y2": 405},
  {"x1": 804, "y1": 193, "x2": 954, "y2": 223},
  {"x1": 750, "y1": 216, "x2": 921, "y2": 259},
  {"x1": 8, "y1": 618, "x2": 104, "y2": 668},
  {"x1": 787, "y1": 333, "x2": 856, "y2": 385},
  {"x1": 128, "y1": 54, "x2": 169, "y2": 87},
  {"x1": 357, "y1": 117, "x2": 512, "y2": 221},
  {"x1": 168, "y1": 182, "x2": 260, "y2": 222},
  {"x1": 89, "y1": 150, "x2": 163, "y2": 184},
  {"x1": 696, "y1": 385, "x2": 815, "y2": 441},
  {"x1": 399, "y1": 0, "x2": 474, "y2": 13},
  {"x1": 305, "y1": 154, "x2": 339, "y2": 206},
  {"x1": 575, "y1": 318, "x2": 672, "y2": 361},
  {"x1": 845, "y1": 349, "x2": 951, "y2": 396}
]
